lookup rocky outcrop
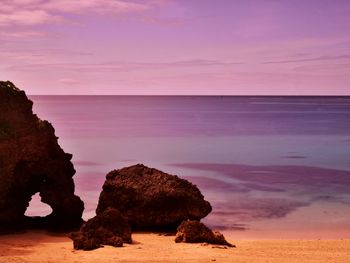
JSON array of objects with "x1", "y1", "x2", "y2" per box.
[
  {"x1": 0, "y1": 81, "x2": 84, "y2": 232},
  {"x1": 70, "y1": 208, "x2": 132, "y2": 250},
  {"x1": 96, "y1": 164, "x2": 212, "y2": 230},
  {"x1": 175, "y1": 220, "x2": 233, "y2": 247}
]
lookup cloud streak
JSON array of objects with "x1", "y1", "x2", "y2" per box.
[
  {"x1": 0, "y1": 9, "x2": 59, "y2": 26},
  {"x1": 263, "y1": 54, "x2": 350, "y2": 64},
  {"x1": 6, "y1": 59, "x2": 241, "y2": 72},
  {"x1": 0, "y1": 0, "x2": 156, "y2": 27}
]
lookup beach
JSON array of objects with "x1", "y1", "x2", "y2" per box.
[
  {"x1": 1, "y1": 95, "x2": 349, "y2": 262},
  {"x1": 0, "y1": 231, "x2": 349, "y2": 263}
]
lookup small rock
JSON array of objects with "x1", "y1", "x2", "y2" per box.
[
  {"x1": 70, "y1": 208, "x2": 131, "y2": 250},
  {"x1": 175, "y1": 220, "x2": 234, "y2": 247}
]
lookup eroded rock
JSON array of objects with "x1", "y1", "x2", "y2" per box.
[
  {"x1": 0, "y1": 81, "x2": 84, "y2": 232},
  {"x1": 70, "y1": 208, "x2": 132, "y2": 250},
  {"x1": 175, "y1": 220, "x2": 233, "y2": 247},
  {"x1": 96, "y1": 164, "x2": 212, "y2": 230}
]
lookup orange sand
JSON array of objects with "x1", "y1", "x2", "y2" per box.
[{"x1": 0, "y1": 231, "x2": 349, "y2": 263}]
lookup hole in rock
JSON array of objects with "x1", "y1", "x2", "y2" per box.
[{"x1": 25, "y1": 193, "x2": 52, "y2": 217}]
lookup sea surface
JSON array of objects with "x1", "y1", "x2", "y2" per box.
[{"x1": 27, "y1": 96, "x2": 350, "y2": 238}]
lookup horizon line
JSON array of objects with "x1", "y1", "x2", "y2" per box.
[{"x1": 27, "y1": 94, "x2": 350, "y2": 97}]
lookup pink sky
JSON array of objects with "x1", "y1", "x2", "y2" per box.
[{"x1": 1, "y1": 0, "x2": 350, "y2": 95}]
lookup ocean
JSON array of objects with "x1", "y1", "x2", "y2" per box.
[{"x1": 27, "y1": 96, "x2": 350, "y2": 238}]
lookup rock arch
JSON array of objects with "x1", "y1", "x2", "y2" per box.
[{"x1": 0, "y1": 81, "x2": 84, "y2": 232}]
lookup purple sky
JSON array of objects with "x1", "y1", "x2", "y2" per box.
[{"x1": 1, "y1": 0, "x2": 350, "y2": 95}]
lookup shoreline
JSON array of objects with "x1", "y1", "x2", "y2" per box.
[{"x1": 0, "y1": 231, "x2": 349, "y2": 263}]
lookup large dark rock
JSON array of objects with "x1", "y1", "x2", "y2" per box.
[
  {"x1": 0, "y1": 81, "x2": 84, "y2": 232},
  {"x1": 175, "y1": 220, "x2": 233, "y2": 247},
  {"x1": 70, "y1": 207, "x2": 132, "y2": 250},
  {"x1": 96, "y1": 164, "x2": 212, "y2": 230}
]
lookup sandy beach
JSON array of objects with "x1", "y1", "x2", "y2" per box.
[{"x1": 0, "y1": 231, "x2": 349, "y2": 263}]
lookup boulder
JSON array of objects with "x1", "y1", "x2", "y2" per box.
[
  {"x1": 70, "y1": 208, "x2": 132, "y2": 250},
  {"x1": 96, "y1": 164, "x2": 212, "y2": 230},
  {"x1": 175, "y1": 220, "x2": 233, "y2": 247},
  {"x1": 0, "y1": 81, "x2": 84, "y2": 232}
]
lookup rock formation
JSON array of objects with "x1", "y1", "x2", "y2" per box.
[
  {"x1": 175, "y1": 220, "x2": 233, "y2": 247},
  {"x1": 70, "y1": 208, "x2": 132, "y2": 250},
  {"x1": 96, "y1": 164, "x2": 212, "y2": 230},
  {"x1": 0, "y1": 81, "x2": 84, "y2": 232}
]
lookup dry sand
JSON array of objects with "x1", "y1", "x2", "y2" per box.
[{"x1": 0, "y1": 231, "x2": 349, "y2": 263}]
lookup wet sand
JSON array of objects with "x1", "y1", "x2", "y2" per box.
[{"x1": 0, "y1": 231, "x2": 349, "y2": 263}]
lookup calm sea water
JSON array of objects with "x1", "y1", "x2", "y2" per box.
[{"x1": 27, "y1": 96, "x2": 350, "y2": 238}]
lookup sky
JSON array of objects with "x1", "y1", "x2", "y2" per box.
[{"x1": 1, "y1": 0, "x2": 350, "y2": 95}]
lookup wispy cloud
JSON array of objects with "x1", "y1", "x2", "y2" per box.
[
  {"x1": 0, "y1": 0, "x2": 157, "y2": 27},
  {"x1": 0, "y1": 9, "x2": 60, "y2": 26},
  {"x1": 0, "y1": 48, "x2": 92, "y2": 62},
  {"x1": 0, "y1": 48, "x2": 92, "y2": 56},
  {"x1": 43, "y1": 0, "x2": 149, "y2": 14},
  {"x1": 293, "y1": 63, "x2": 350, "y2": 72},
  {"x1": 0, "y1": 30, "x2": 49, "y2": 38},
  {"x1": 6, "y1": 59, "x2": 241, "y2": 72},
  {"x1": 263, "y1": 54, "x2": 350, "y2": 64},
  {"x1": 59, "y1": 78, "x2": 81, "y2": 85}
]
